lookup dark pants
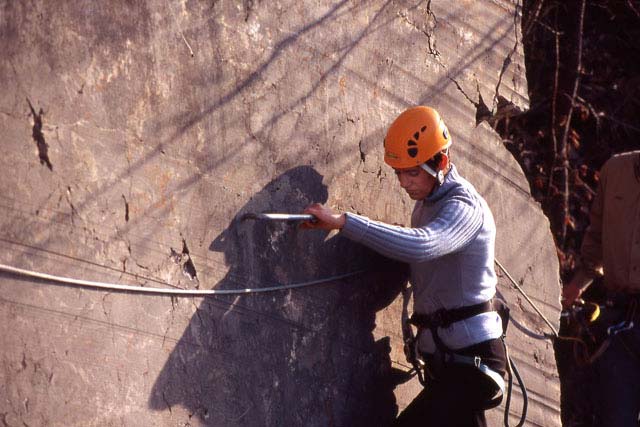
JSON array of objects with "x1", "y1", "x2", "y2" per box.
[
  {"x1": 592, "y1": 306, "x2": 640, "y2": 427},
  {"x1": 394, "y1": 338, "x2": 507, "y2": 427}
]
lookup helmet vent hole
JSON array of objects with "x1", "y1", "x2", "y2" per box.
[
  {"x1": 421, "y1": 126, "x2": 427, "y2": 132},
  {"x1": 408, "y1": 148, "x2": 418, "y2": 158},
  {"x1": 413, "y1": 132, "x2": 420, "y2": 140},
  {"x1": 407, "y1": 140, "x2": 417, "y2": 146}
]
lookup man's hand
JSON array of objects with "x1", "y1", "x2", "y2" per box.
[
  {"x1": 562, "y1": 269, "x2": 594, "y2": 309},
  {"x1": 562, "y1": 282, "x2": 583, "y2": 309},
  {"x1": 301, "y1": 203, "x2": 346, "y2": 231}
]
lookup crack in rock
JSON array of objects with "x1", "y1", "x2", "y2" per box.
[
  {"x1": 243, "y1": 0, "x2": 254, "y2": 22},
  {"x1": 450, "y1": 78, "x2": 524, "y2": 127},
  {"x1": 26, "y1": 98, "x2": 52, "y2": 170},
  {"x1": 162, "y1": 391, "x2": 172, "y2": 413},
  {"x1": 170, "y1": 238, "x2": 199, "y2": 283},
  {"x1": 162, "y1": 296, "x2": 178, "y2": 348},
  {"x1": 65, "y1": 186, "x2": 79, "y2": 225},
  {"x1": 433, "y1": 2, "x2": 524, "y2": 129},
  {"x1": 475, "y1": 92, "x2": 493, "y2": 126},
  {"x1": 493, "y1": 2, "x2": 522, "y2": 112},
  {"x1": 448, "y1": 76, "x2": 478, "y2": 108},
  {"x1": 122, "y1": 194, "x2": 130, "y2": 222},
  {"x1": 397, "y1": 1, "x2": 442, "y2": 64}
]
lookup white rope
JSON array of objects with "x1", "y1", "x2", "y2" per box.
[
  {"x1": 0, "y1": 263, "x2": 364, "y2": 296},
  {"x1": 495, "y1": 259, "x2": 559, "y2": 338},
  {"x1": 0, "y1": 260, "x2": 558, "y2": 339}
]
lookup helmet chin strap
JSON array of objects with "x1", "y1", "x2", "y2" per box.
[
  {"x1": 420, "y1": 163, "x2": 445, "y2": 186},
  {"x1": 420, "y1": 148, "x2": 449, "y2": 186}
]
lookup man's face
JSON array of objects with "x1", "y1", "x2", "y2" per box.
[{"x1": 394, "y1": 166, "x2": 436, "y2": 200}]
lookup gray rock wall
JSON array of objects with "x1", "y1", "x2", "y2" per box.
[{"x1": 0, "y1": 1, "x2": 560, "y2": 426}]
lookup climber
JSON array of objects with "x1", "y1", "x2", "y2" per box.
[
  {"x1": 302, "y1": 106, "x2": 507, "y2": 427},
  {"x1": 562, "y1": 151, "x2": 640, "y2": 427}
]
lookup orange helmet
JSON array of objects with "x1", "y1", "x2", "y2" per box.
[{"x1": 383, "y1": 106, "x2": 452, "y2": 169}]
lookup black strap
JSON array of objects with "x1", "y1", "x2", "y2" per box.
[{"x1": 409, "y1": 300, "x2": 494, "y2": 329}]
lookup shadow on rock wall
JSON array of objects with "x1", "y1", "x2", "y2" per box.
[{"x1": 149, "y1": 166, "x2": 407, "y2": 426}]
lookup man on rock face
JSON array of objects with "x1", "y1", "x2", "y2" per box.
[{"x1": 303, "y1": 106, "x2": 508, "y2": 427}]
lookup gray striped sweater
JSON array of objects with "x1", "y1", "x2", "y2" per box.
[{"x1": 341, "y1": 165, "x2": 503, "y2": 353}]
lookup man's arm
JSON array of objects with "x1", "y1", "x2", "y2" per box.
[
  {"x1": 562, "y1": 163, "x2": 607, "y2": 307},
  {"x1": 302, "y1": 195, "x2": 483, "y2": 264}
]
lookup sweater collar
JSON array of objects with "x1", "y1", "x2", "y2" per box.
[{"x1": 425, "y1": 164, "x2": 459, "y2": 203}]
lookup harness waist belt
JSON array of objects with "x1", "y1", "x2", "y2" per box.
[{"x1": 409, "y1": 300, "x2": 494, "y2": 329}]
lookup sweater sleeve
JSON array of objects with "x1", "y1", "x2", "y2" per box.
[{"x1": 340, "y1": 195, "x2": 483, "y2": 263}]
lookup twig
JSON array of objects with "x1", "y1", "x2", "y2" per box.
[
  {"x1": 627, "y1": 0, "x2": 640, "y2": 19},
  {"x1": 180, "y1": 32, "x2": 194, "y2": 57},
  {"x1": 547, "y1": 9, "x2": 561, "y2": 198},
  {"x1": 558, "y1": 0, "x2": 586, "y2": 247},
  {"x1": 523, "y1": 0, "x2": 546, "y2": 37},
  {"x1": 537, "y1": 21, "x2": 563, "y2": 35},
  {"x1": 165, "y1": 0, "x2": 195, "y2": 58}
]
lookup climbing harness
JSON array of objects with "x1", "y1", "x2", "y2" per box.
[
  {"x1": 407, "y1": 299, "x2": 508, "y2": 407},
  {"x1": 402, "y1": 296, "x2": 527, "y2": 426},
  {"x1": 561, "y1": 300, "x2": 607, "y2": 365},
  {"x1": 502, "y1": 341, "x2": 528, "y2": 427},
  {"x1": 561, "y1": 294, "x2": 640, "y2": 366},
  {"x1": 400, "y1": 258, "x2": 566, "y2": 427},
  {"x1": 402, "y1": 326, "x2": 427, "y2": 387}
]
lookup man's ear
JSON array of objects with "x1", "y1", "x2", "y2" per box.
[{"x1": 438, "y1": 152, "x2": 449, "y2": 171}]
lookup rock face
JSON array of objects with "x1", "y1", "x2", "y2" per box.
[{"x1": 0, "y1": 1, "x2": 560, "y2": 426}]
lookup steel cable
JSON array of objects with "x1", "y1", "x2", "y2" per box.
[{"x1": 0, "y1": 262, "x2": 365, "y2": 296}]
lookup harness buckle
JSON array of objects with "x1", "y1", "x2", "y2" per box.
[
  {"x1": 474, "y1": 355, "x2": 482, "y2": 368},
  {"x1": 402, "y1": 321, "x2": 427, "y2": 386}
]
